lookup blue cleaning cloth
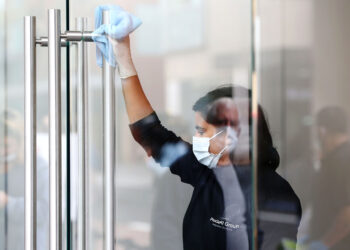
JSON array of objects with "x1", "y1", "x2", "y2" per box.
[{"x1": 92, "y1": 5, "x2": 142, "y2": 67}]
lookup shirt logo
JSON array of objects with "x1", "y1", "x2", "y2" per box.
[{"x1": 209, "y1": 217, "x2": 240, "y2": 231}]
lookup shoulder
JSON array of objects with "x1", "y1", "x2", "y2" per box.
[
  {"x1": 129, "y1": 112, "x2": 162, "y2": 139},
  {"x1": 259, "y1": 170, "x2": 301, "y2": 215}
]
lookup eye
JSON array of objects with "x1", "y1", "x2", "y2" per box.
[
  {"x1": 195, "y1": 126, "x2": 206, "y2": 136},
  {"x1": 195, "y1": 128, "x2": 205, "y2": 136}
]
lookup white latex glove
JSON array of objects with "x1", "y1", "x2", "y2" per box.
[{"x1": 108, "y1": 36, "x2": 137, "y2": 79}]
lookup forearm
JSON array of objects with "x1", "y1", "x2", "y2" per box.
[
  {"x1": 110, "y1": 36, "x2": 154, "y2": 123},
  {"x1": 121, "y1": 75, "x2": 154, "y2": 123}
]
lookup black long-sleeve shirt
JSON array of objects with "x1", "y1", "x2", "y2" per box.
[{"x1": 130, "y1": 112, "x2": 301, "y2": 250}]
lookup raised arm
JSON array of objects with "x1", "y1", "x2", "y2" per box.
[
  {"x1": 108, "y1": 35, "x2": 201, "y2": 186},
  {"x1": 109, "y1": 36, "x2": 154, "y2": 123}
]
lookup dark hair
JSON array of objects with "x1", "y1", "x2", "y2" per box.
[
  {"x1": 257, "y1": 105, "x2": 280, "y2": 171},
  {"x1": 193, "y1": 85, "x2": 279, "y2": 170},
  {"x1": 192, "y1": 85, "x2": 248, "y2": 117},
  {"x1": 317, "y1": 106, "x2": 348, "y2": 134}
]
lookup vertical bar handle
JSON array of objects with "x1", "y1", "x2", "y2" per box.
[
  {"x1": 24, "y1": 15, "x2": 37, "y2": 250},
  {"x1": 76, "y1": 17, "x2": 89, "y2": 250},
  {"x1": 102, "y1": 10, "x2": 116, "y2": 250},
  {"x1": 48, "y1": 9, "x2": 62, "y2": 250}
]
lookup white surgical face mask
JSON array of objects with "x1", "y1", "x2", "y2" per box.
[{"x1": 192, "y1": 128, "x2": 238, "y2": 169}]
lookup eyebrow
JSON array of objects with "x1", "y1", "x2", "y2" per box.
[{"x1": 214, "y1": 119, "x2": 240, "y2": 127}]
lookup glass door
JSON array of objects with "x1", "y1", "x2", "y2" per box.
[
  {"x1": 68, "y1": 0, "x2": 254, "y2": 250},
  {"x1": 255, "y1": 0, "x2": 350, "y2": 249},
  {"x1": 1, "y1": 1, "x2": 68, "y2": 250},
  {"x1": 2, "y1": 0, "x2": 256, "y2": 249},
  {"x1": 21, "y1": 3, "x2": 115, "y2": 250},
  {"x1": 6, "y1": 0, "x2": 350, "y2": 250},
  {"x1": 12, "y1": 0, "x2": 346, "y2": 249}
]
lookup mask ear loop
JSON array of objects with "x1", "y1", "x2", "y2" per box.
[
  {"x1": 209, "y1": 130, "x2": 224, "y2": 140},
  {"x1": 218, "y1": 144, "x2": 229, "y2": 155}
]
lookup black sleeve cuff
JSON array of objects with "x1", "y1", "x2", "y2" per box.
[{"x1": 129, "y1": 111, "x2": 160, "y2": 144}]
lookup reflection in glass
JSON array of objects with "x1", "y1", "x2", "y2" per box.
[
  {"x1": 257, "y1": 1, "x2": 350, "y2": 249},
  {"x1": 69, "y1": 1, "x2": 253, "y2": 249},
  {"x1": 128, "y1": 85, "x2": 301, "y2": 249},
  {"x1": 306, "y1": 107, "x2": 350, "y2": 249},
  {"x1": 0, "y1": 110, "x2": 49, "y2": 250}
]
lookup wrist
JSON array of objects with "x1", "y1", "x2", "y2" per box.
[
  {"x1": 118, "y1": 59, "x2": 137, "y2": 79},
  {"x1": 117, "y1": 52, "x2": 133, "y2": 66},
  {"x1": 109, "y1": 38, "x2": 137, "y2": 79}
]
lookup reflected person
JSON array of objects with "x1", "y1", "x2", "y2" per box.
[
  {"x1": 304, "y1": 106, "x2": 350, "y2": 250},
  {"x1": 203, "y1": 92, "x2": 302, "y2": 250},
  {"x1": 0, "y1": 110, "x2": 49, "y2": 250}
]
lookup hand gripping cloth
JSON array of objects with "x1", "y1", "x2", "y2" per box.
[{"x1": 92, "y1": 5, "x2": 142, "y2": 68}]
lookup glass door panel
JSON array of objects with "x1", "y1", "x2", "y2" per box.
[
  {"x1": 256, "y1": 0, "x2": 350, "y2": 249},
  {"x1": 8, "y1": 0, "x2": 350, "y2": 249},
  {"x1": 69, "y1": 0, "x2": 253, "y2": 249},
  {"x1": 1, "y1": 1, "x2": 67, "y2": 250}
]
